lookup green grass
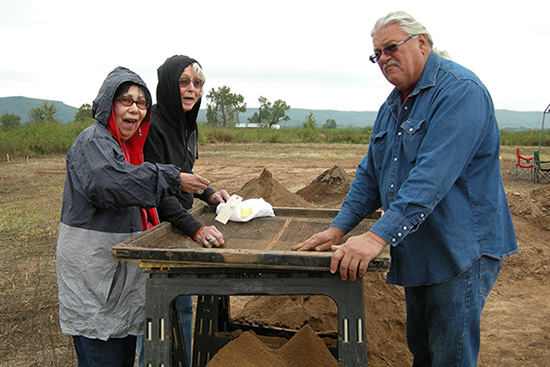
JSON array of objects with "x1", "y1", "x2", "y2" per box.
[{"x1": 1, "y1": 122, "x2": 550, "y2": 159}]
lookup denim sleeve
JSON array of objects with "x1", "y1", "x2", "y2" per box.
[
  {"x1": 331, "y1": 148, "x2": 382, "y2": 233},
  {"x1": 371, "y1": 80, "x2": 495, "y2": 246}
]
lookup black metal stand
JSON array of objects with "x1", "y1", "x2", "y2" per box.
[{"x1": 143, "y1": 268, "x2": 367, "y2": 367}]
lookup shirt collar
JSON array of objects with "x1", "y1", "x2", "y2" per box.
[{"x1": 386, "y1": 51, "x2": 441, "y2": 105}]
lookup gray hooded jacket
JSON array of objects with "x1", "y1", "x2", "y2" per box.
[{"x1": 56, "y1": 67, "x2": 181, "y2": 340}]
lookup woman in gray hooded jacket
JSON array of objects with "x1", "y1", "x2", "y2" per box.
[{"x1": 56, "y1": 67, "x2": 195, "y2": 367}]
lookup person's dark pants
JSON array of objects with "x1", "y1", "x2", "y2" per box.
[
  {"x1": 404, "y1": 256, "x2": 502, "y2": 367},
  {"x1": 176, "y1": 295, "x2": 194, "y2": 366},
  {"x1": 73, "y1": 335, "x2": 136, "y2": 367}
]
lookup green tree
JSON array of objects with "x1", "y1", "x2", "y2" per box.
[
  {"x1": 323, "y1": 118, "x2": 337, "y2": 129},
  {"x1": 74, "y1": 103, "x2": 93, "y2": 123},
  {"x1": 28, "y1": 101, "x2": 61, "y2": 125},
  {"x1": 0, "y1": 113, "x2": 21, "y2": 130},
  {"x1": 248, "y1": 96, "x2": 291, "y2": 128},
  {"x1": 302, "y1": 112, "x2": 317, "y2": 130},
  {"x1": 206, "y1": 86, "x2": 246, "y2": 127}
]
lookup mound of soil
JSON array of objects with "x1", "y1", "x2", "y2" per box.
[
  {"x1": 507, "y1": 185, "x2": 550, "y2": 230},
  {"x1": 231, "y1": 275, "x2": 411, "y2": 366},
  {"x1": 235, "y1": 168, "x2": 312, "y2": 208},
  {"x1": 296, "y1": 166, "x2": 351, "y2": 208},
  {"x1": 234, "y1": 295, "x2": 338, "y2": 332},
  {"x1": 205, "y1": 324, "x2": 337, "y2": 367},
  {"x1": 500, "y1": 186, "x2": 550, "y2": 284}
]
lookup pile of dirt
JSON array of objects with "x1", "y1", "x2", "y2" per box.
[
  {"x1": 232, "y1": 275, "x2": 411, "y2": 366},
  {"x1": 296, "y1": 166, "x2": 351, "y2": 208},
  {"x1": 205, "y1": 324, "x2": 337, "y2": 367},
  {"x1": 234, "y1": 295, "x2": 338, "y2": 332},
  {"x1": 506, "y1": 185, "x2": 550, "y2": 230},
  {"x1": 235, "y1": 168, "x2": 312, "y2": 208},
  {"x1": 361, "y1": 274, "x2": 411, "y2": 365},
  {"x1": 501, "y1": 186, "x2": 550, "y2": 284}
]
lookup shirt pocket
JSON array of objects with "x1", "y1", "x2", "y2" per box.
[
  {"x1": 370, "y1": 130, "x2": 387, "y2": 171},
  {"x1": 401, "y1": 119, "x2": 426, "y2": 163}
]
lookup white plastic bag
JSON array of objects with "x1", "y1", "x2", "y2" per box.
[{"x1": 216, "y1": 198, "x2": 275, "y2": 223}]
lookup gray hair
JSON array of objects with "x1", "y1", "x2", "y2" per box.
[{"x1": 371, "y1": 11, "x2": 450, "y2": 59}]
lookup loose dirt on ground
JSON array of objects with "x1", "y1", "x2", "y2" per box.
[{"x1": 0, "y1": 143, "x2": 549, "y2": 366}]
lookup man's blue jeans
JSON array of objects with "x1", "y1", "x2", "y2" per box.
[
  {"x1": 136, "y1": 295, "x2": 193, "y2": 367},
  {"x1": 73, "y1": 335, "x2": 136, "y2": 367},
  {"x1": 404, "y1": 256, "x2": 501, "y2": 367}
]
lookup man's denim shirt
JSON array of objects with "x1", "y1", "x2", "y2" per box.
[{"x1": 332, "y1": 52, "x2": 518, "y2": 287}]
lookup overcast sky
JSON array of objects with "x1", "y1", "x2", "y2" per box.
[{"x1": 1, "y1": 0, "x2": 548, "y2": 113}]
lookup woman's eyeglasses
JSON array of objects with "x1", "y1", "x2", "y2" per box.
[
  {"x1": 116, "y1": 95, "x2": 150, "y2": 110},
  {"x1": 369, "y1": 34, "x2": 417, "y2": 64},
  {"x1": 179, "y1": 78, "x2": 203, "y2": 89}
]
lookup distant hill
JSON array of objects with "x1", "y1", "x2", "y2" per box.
[
  {"x1": 197, "y1": 108, "x2": 381, "y2": 129},
  {"x1": 199, "y1": 107, "x2": 543, "y2": 130},
  {"x1": 0, "y1": 96, "x2": 543, "y2": 130},
  {"x1": 494, "y1": 109, "x2": 542, "y2": 130},
  {"x1": 0, "y1": 96, "x2": 78, "y2": 123}
]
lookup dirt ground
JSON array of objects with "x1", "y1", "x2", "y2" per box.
[{"x1": 0, "y1": 143, "x2": 549, "y2": 366}]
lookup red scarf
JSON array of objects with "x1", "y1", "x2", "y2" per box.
[{"x1": 107, "y1": 108, "x2": 159, "y2": 231}]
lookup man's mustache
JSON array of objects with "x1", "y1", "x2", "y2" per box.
[{"x1": 383, "y1": 60, "x2": 401, "y2": 74}]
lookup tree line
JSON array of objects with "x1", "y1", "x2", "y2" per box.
[
  {"x1": 0, "y1": 87, "x2": 340, "y2": 131},
  {"x1": 205, "y1": 86, "x2": 338, "y2": 129},
  {"x1": 205, "y1": 86, "x2": 294, "y2": 128}
]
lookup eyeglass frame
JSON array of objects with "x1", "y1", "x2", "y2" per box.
[
  {"x1": 116, "y1": 95, "x2": 150, "y2": 110},
  {"x1": 369, "y1": 34, "x2": 418, "y2": 64},
  {"x1": 179, "y1": 78, "x2": 204, "y2": 89}
]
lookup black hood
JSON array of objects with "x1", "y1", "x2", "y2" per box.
[{"x1": 155, "y1": 55, "x2": 202, "y2": 130}]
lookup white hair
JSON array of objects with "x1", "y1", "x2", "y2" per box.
[
  {"x1": 191, "y1": 62, "x2": 206, "y2": 97},
  {"x1": 371, "y1": 11, "x2": 451, "y2": 59}
]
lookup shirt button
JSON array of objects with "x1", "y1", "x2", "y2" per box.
[
  {"x1": 394, "y1": 157, "x2": 397, "y2": 162},
  {"x1": 398, "y1": 132, "x2": 402, "y2": 136},
  {"x1": 391, "y1": 238, "x2": 396, "y2": 243},
  {"x1": 420, "y1": 214, "x2": 425, "y2": 219},
  {"x1": 390, "y1": 184, "x2": 394, "y2": 188},
  {"x1": 403, "y1": 226, "x2": 408, "y2": 230},
  {"x1": 409, "y1": 128, "x2": 413, "y2": 132},
  {"x1": 397, "y1": 232, "x2": 402, "y2": 237}
]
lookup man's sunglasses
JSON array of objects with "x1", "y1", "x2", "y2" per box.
[{"x1": 369, "y1": 34, "x2": 417, "y2": 64}]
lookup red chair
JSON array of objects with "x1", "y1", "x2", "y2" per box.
[{"x1": 514, "y1": 148, "x2": 534, "y2": 181}]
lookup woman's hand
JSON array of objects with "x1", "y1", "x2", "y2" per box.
[
  {"x1": 179, "y1": 172, "x2": 210, "y2": 194},
  {"x1": 195, "y1": 226, "x2": 225, "y2": 248},
  {"x1": 208, "y1": 190, "x2": 230, "y2": 205}
]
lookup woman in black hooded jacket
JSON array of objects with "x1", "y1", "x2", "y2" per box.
[
  {"x1": 143, "y1": 55, "x2": 228, "y2": 244},
  {"x1": 143, "y1": 55, "x2": 229, "y2": 367}
]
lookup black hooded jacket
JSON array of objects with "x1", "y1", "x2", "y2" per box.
[{"x1": 143, "y1": 55, "x2": 214, "y2": 238}]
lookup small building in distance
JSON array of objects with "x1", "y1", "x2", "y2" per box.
[{"x1": 235, "y1": 123, "x2": 281, "y2": 129}]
